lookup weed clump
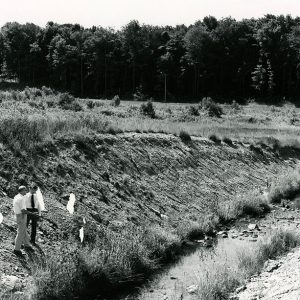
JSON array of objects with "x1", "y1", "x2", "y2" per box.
[
  {"x1": 107, "y1": 126, "x2": 123, "y2": 135},
  {"x1": 111, "y1": 95, "x2": 121, "y2": 107},
  {"x1": 222, "y1": 137, "x2": 233, "y2": 146},
  {"x1": 179, "y1": 130, "x2": 192, "y2": 143},
  {"x1": 269, "y1": 168, "x2": 300, "y2": 203},
  {"x1": 87, "y1": 100, "x2": 95, "y2": 109},
  {"x1": 133, "y1": 85, "x2": 147, "y2": 101},
  {"x1": 200, "y1": 97, "x2": 223, "y2": 118},
  {"x1": 234, "y1": 193, "x2": 270, "y2": 217},
  {"x1": 188, "y1": 105, "x2": 199, "y2": 116},
  {"x1": 209, "y1": 134, "x2": 221, "y2": 143},
  {"x1": 230, "y1": 100, "x2": 242, "y2": 113},
  {"x1": 59, "y1": 93, "x2": 83, "y2": 111},
  {"x1": 24, "y1": 86, "x2": 43, "y2": 99},
  {"x1": 42, "y1": 86, "x2": 55, "y2": 96},
  {"x1": 140, "y1": 100, "x2": 156, "y2": 118}
]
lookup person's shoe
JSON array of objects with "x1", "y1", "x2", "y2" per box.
[{"x1": 13, "y1": 250, "x2": 23, "y2": 256}]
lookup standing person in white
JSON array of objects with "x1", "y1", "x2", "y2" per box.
[{"x1": 13, "y1": 186, "x2": 37, "y2": 255}]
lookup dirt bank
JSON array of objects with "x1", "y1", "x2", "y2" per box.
[{"x1": 0, "y1": 133, "x2": 298, "y2": 298}]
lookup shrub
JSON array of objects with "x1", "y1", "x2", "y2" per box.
[
  {"x1": 269, "y1": 168, "x2": 300, "y2": 203},
  {"x1": 230, "y1": 100, "x2": 242, "y2": 113},
  {"x1": 111, "y1": 95, "x2": 121, "y2": 107},
  {"x1": 87, "y1": 100, "x2": 95, "y2": 109},
  {"x1": 209, "y1": 134, "x2": 221, "y2": 143},
  {"x1": 222, "y1": 137, "x2": 233, "y2": 146},
  {"x1": 179, "y1": 130, "x2": 192, "y2": 143},
  {"x1": 140, "y1": 100, "x2": 156, "y2": 118},
  {"x1": 59, "y1": 93, "x2": 75, "y2": 106},
  {"x1": 200, "y1": 97, "x2": 223, "y2": 118},
  {"x1": 188, "y1": 105, "x2": 199, "y2": 116},
  {"x1": 59, "y1": 93, "x2": 82, "y2": 111},
  {"x1": 248, "y1": 117, "x2": 257, "y2": 123},
  {"x1": 42, "y1": 86, "x2": 54, "y2": 96},
  {"x1": 46, "y1": 98, "x2": 57, "y2": 108},
  {"x1": 166, "y1": 108, "x2": 172, "y2": 115},
  {"x1": 11, "y1": 90, "x2": 19, "y2": 101},
  {"x1": 133, "y1": 85, "x2": 147, "y2": 101},
  {"x1": 106, "y1": 126, "x2": 122, "y2": 135},
  {"x1": 234, "y1": 193, "x2": 270, "y2": 217}
]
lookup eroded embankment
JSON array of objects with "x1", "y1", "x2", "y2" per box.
[{"x1": 0, "y1": 133, "x2": 298, "y2": 299}]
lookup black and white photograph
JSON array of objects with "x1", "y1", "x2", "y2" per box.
[{"x1": 1, "y1": 0, "x2": 300, "y2": 299}]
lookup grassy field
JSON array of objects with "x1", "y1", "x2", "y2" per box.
[{"x1": 0, "y1": 87, "x2": 300, "y2": 152}]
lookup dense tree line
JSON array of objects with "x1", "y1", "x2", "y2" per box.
[{"x1": 1, "y1": 15, "x2": 300, "y2": 103}]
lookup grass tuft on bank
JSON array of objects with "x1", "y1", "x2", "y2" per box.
[
  {"x1": 269, "y1": 167, "x2": 300, "y2": 203},
  {"x1": 30, "y1": 225, "x2": 181, "y2": 300}
]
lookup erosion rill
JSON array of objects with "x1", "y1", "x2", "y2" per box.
[{"x1": 0, "y1": 133, "x2": 298, "y2": 299}]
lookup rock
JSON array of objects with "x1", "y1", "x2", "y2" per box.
[
  {"x1": 236, "y1": 285, "x2": 247, "y2": 293},
  {"x1": 160, "y1": 214, "x2": 169, "y2": 220},
  {"x1": 222, "y1": 233, "x2": 228, "y2": 238},
  {"x1": 195, "y1": 239, "x2": 205, "y2": 244},
  {"x1": 1, "y1": 275, "x2": 22, "y2": 291},
  {"x1": 187, "y1": 284, "x2": 198, "y2": 294},
  {"x1": 249, "y1": 238, "x2": 257, "y2": 242},
  {"x1": 217, "y1": 231, "x2": 227, "y2": 235},
  {"x1": 170, "y1": 276, "x2": 177, "y2": 280},
  {"x1": 248, "y1": 224, "x2": 259, "y2": 231},
  {"x1": 38, "y1": 238, "x2": 44, "y2": 243},
  {"x1": 266, "y1": 263, "x2": 279, "y2": 272}
]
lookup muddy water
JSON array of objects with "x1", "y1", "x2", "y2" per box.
[
  {"x1": 122, "y1": 237, "x2": 252, "y2": 300},
  {"x1": 117, "y1": 204, "x2": 300, "y2": 300}
]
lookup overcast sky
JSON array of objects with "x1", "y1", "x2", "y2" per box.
[{"x1": 1, "y1": 0, "x2": 300, "y2": 28}]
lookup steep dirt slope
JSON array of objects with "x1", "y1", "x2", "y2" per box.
[{"x1": 0, "y1": 133, "x2": 298, "y2": 297}]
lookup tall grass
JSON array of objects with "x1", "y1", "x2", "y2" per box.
[
  {"x1": 269, "y1": 167, "x2": 300, "y2": 203},
  {"x1": 0, "y1": 111, "x2": 112, "y2": 151},
  {"x1": 1, "y1": 90, "x2": 300, "y2": 151},
  {"x1": 30, "y1": 225, "x2": 181, "y2": 300}
]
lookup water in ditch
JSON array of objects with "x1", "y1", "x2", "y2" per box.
[{"x1": 120, "y1": 237, "x2": 253, "y2": 300}]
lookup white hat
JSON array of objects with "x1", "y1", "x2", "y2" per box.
[{"x1": 18, "y1": 186, "x2": 26, "y2": 192}]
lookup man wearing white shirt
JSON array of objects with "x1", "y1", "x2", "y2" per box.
[
  {"x1": 26, "y1": 185, "x2": 41, "y2": 245},
  {"x1": 13, "y1": 186, "x2": 37, "y2": 255}
]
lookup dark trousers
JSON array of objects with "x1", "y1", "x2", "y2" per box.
[{"x1": 26, "y1": 208, "x2": 38, "y2": 243}]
